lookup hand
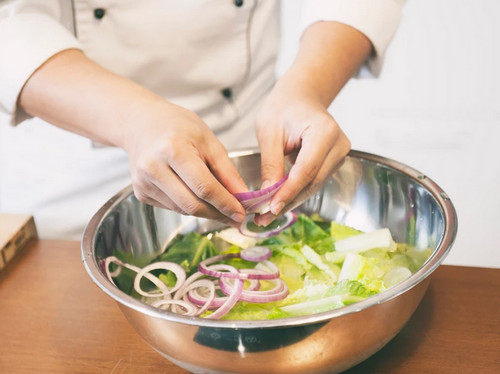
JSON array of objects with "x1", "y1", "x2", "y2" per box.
[
  {"x1": 254, "y1": 78, "x2": 351, "y2": 226},
  {"x1": 123, "y1": 100, "x2": 248, "y2": 225},
  {"x1": 253, "y1": 21, "x2": 372, "y2": 226},
  {"x1": 18, "y1": 50, "x2": 248, "y2": 226}
]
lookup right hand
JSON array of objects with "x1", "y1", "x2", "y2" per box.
[{"x1": 122, "y1": 99, "x2": 248, "y2": 225}]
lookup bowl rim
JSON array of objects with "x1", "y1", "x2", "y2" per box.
[{"x1": 81, "y1": 149, "x2": 458, "y2": 328}]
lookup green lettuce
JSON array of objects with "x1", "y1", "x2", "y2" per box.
[
  {"x1": 156, "y1": 232, "x2": 218, "y2": 275},
  {"x1": 114, "y1": 213, "x2": 432, "y2": 320}
]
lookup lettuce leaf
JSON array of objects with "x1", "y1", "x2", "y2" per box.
[
  {"x1": 221, "y1": 303, "x2": 288, "y2": 320},
  {"x1": 156, "y1": 232, "x2": 219, "y2": 275}
]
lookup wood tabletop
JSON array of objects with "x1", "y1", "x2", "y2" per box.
[{"x1": 0, "y1": 239, "x2": 499, "y2": 374}]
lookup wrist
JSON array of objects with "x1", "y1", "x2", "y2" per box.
[
  {"x1": 280, "y1": 21, "x2": 372, "y2": 108},
  {"x1": 118, "y1": 92, "x2": 166, "y2": 152},
  {"x1": 273, "y1": 67, "x2": 331, "y2": 108}
]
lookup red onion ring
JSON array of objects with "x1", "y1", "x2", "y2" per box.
[
  {"x1": 105, "y1": 236, "x2": 290, "y2": 319},
  {"x1": 219, "y1": 271, "x2": 289, "y2": 303},
  {"x1": 240, "y1": 246, "x2": 272, "y2": 262},
  {"x1": 206, "y1": 278, "x2": 244, "y2": 319},
  {"x1": 177, "y1": 279, "x2": 216, "y2": 316},
  {"x1": 133, "y1": 262, "x2": 186, "y2": 298},
  {"x1": 151, "y1": 299, "x2": 199, "y2": 316},
  {"x1": 233, "y1": 175, "x2": 288, "y2": 214},
  {"x1": 239, "y1": 211, "x2": 297, "y2": 239},
  {"x1": 198, "y1": 254, "x2": 279, "y2": 280},
  {"x1": 186, "y1": 264, "x2": 239, "y2": 310},
  {"x1": 105, "y1": 256, "x2": 173, "y2": 299},
  {"x1": 187, "y1": 286, "x2": 224, "y2": 309}
]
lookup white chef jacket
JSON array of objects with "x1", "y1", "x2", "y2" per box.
[{"x1": 0, "y1": 0, "x2": 403, "y2": 239}]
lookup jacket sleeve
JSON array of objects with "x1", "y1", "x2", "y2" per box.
[
  {"x1": 0, "y1": 2, "x2": 82, "y2": 125},
  {"x1": 300, "y1": 0, "x2": 404, "y2": 76}
]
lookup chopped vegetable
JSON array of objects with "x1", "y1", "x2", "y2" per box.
[
  {"x1": 215, "y1": 227, "x2": 258, "y2": 249},
  {"x1": 103, "y1": 214, "x2": 431, "y2": 320},
  {"x1": 234, "y1": 175, "x2": 288, "y2": 214},
  {"x1": 239, "y1": 211, "x2": 297, "y2": 238},
  {"x1": 335, "y1": 228, "x2": 396, "y2": 253},
  {"x1": 300, "y1": 245, "x2": 337, "y2": 281},
  {"x1": 240, "y1": 246, "x2": 272, "y2": 262}
]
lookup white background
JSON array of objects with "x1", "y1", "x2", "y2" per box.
[{"x1": 277, "y1": 0, "x2": 499, "y2": 268}]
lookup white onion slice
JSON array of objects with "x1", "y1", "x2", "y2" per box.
[{"x1": 239, "y1": 212, "x2": 297, "y2": 239}]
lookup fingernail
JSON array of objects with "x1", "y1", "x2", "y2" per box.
[
  {"x1": 257, "y1": 218, "x2": 271, "y2": 227},
  {"x1": 231, "y1": 212, "x2": 245, "y2": 223},
  {"x1": 270, "y1": 202, "x2": 285, "y2": 216},
  {"x1": 261, "y1": 180, "x2": 272, "y2": 190}
]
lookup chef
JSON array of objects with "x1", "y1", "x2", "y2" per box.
[{"x1": 0, "y1": 0, "x2": 403, "y2": 238}]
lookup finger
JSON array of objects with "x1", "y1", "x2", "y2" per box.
[
  {"x1": 205, "y1": 142, "x2": 248, "y2": 194},
  {"x1": 267, "y1": 126, "x2": 332, "y2": 215},
  {"x1": 135, "y1": 180, "x2": 240, "y2": 226},
  {"x1": 156, "y1": 166, "x2": 245, "y2": 224},
  {"x1": 256, "y1": 122, "x2": 285, "y2": 189},
  {"x1": 132, "y1": 181, "x2": 187, "y2": 214},
  {"x1": 254, "y1": 144, "x2": 349, "y2": 227},
  {"x1": 270, "y1": 121, "x2": 350, "y2": 216},
  {"x1": 168, "y1": 151, "x2": 246, "y2": 223}
]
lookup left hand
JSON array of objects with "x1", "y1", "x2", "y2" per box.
[{"x1": 254, "y1": 75, "x2": 351, "y2": 226}]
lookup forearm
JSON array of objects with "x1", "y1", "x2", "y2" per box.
[
  {"x1": 18, "y1": 49, "x2": 163, "y2": 148},
  {"x1": 281, "y1": 21, "x2": 372, "y2": 107}
]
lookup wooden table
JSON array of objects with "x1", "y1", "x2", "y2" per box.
[{"x1": 0, "y1": 240, "x2": 499, "y2": 374}]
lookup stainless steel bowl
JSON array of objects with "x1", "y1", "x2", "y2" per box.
[{"x1": 82, "y1": 149, "x2": 457, "y2": 374}]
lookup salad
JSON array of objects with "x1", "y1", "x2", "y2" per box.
[{"x1": 103, "y1": 213, "x2": 431, "y2": 320}]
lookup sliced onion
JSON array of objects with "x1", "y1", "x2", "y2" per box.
[
  {"x1": 255, "y1": 260, "x2": 280, "y2": 275},
  {"x1": 199, "y1": 254, "x2": 279, "y2": 280},
  {"x1": 186, "y1": 264, "x2": 239, "y2": 310},
  {"x1": 187, "y1": 285, "x2": 224, "y2": 309},
  {"x1": 151, "y1": 299, "x2": 198, "y2": 316},
  {"x1": 240, "y1": 246, "x2": 272, "y2": 262},
  {"x1": 206, "y1": 278, "x2": 244, "y2": 319},
  {"x1": 105, "y1": 236, "x2": 289, "y2": 319},
  {"x1": 173, "y1": 271, "x2": 206, "y2": 300},
  {"x1": 104, "y1": 256, "x2": 171, "y2": 298},
  {"x1": 219, "y1": 271, "x2": 289, "y2": 303},
  {"x1": 133, "y1": 261, "x2": 186, "y2": 298},
  {"x1": 245, "y1": 277, "x2": 261, "y2": 291},
  {"x1": 178, "y1": 279, "x2": 216, "y2": 316},
  {"x1": 104, "y1": 256, "x2": 140, "y2": 284},
  {"x1": 233, "y1": 175, "x2": 288, "y2": 214},
  {"x1": 239, "y1": 211, "x2": 297, "y2": 239},
  {"x1": 198, "y1": 255, "x2": 239, "y2": 278}
]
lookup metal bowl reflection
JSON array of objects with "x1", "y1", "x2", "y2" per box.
[{"x1": 82, "y1": 149, "x2": 457, "y2": 374}]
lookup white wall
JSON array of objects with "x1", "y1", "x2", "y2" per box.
[{"x1": 280, "y1": 0, "x2": 500, "y2": 268}]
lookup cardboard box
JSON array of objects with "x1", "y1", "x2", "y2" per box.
[{"x1": 0, "y1": 213, "x2": 38, "y2": 270}]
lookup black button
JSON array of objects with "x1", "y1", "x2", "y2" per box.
[
  {"x1": 221, "y1": 88, "x2": 233, "y2": 99},
  {"x1": 94, "y1": 8, "x2": 106, "y2": 20},
  {"x1": 234, "y1": 0, "x2": 244, "y2": 7}
]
